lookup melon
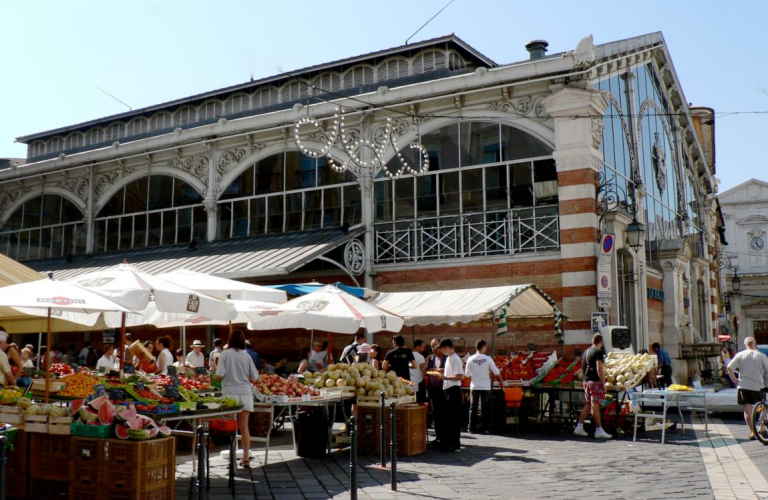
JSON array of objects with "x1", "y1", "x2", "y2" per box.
[
  {"x1": 98, "y1": 402, "x2": 115, "y2": 425},
  {"x1": 127, "y1": 428, "x2": 150, "y2": 441},
  {"x1": 71, "y1": 399, "x2": 85, "y2": 416},
  {"x1": 115, "y1": 406, "x2": 137, "y2": 423},
  {"x1": 79, "y1": 406, "x2": 100, "y2": 423},
  {"x1": 115, "y1": 424, "x2": 130, "y2": 440},
  {"x1": 126, "y1": 417, "x2": 144, "y2": 430},
  {"x1": 158, "y1": 426, "x2": 171, "y2": 438},
  {"x1": 88, "y1": 395, "x2": 110, "y2": 411},
  {"x1": 148, "y1": 427, "x2": 159, "y2": 438}
]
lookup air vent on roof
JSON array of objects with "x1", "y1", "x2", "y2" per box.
[{"x1": 525, "y1": 40, "x2": 549, "y2": 60}]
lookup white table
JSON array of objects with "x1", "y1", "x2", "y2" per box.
[{"x1": 632, "y1": 390, "x2": 709, "y2": 444}]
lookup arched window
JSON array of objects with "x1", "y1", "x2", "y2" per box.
[
  {"x1": 216, "y1": 152, "x2": 359, "y2": 240},
  {"x1": 95, "y1": 175, "x2": 204, "y2": 252},
  {"x1": 0, "y1": 195, "x2": 85, "y2": 261},
  {"x1": 374, "y1": 121, "x2": 555, "y2": 262}
]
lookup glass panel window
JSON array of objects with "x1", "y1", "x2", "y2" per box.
[
  {"x1": 461, "y1": 169, "x2": 484, "y2": 213},
  {"x1": 218, "y1": 202, "x2": 232, "y2": 239},
  {"x1": 439, "y1": 171, "x2": 460, "y2": 215},
  {"x1": 27, "y1": 229, "x2": 41, "y2": 260},
  {"x1": 50, "y1": 226, "x2": 63, "y2": 258},
  {"x1": 147, "y1": 213, "x2": 161, "y2": 247},
  {"x1": 304, "y1": 190, "x2": 322, "y2": 230},
  {"x1": 17, "y1": 231, "x2": 29, "y2": 261},
  {"x1": 461, "y1": 122, "x2": 500, "y2": 166},
  {"x1": 23, "y1": 197, "x2": 42, "y2": 229},
  {"x1": 323, "y1": 187, "x2": 341, "y2": 228},
  {"x1": 285, "y1": 152, "x2": 316, "y2": 190},
  {"x1": 123, "y1": 177, "x2": 148, "y2": 214},
  {"x1": 174, "y1": 179, "x2": 204, "y2": 206},
  {"x1": 509, "y1": 162, "x2": 533, "y2": 207},
  {"x1": 285, "y1": 193, "x2": 303, "y2": 231},
  {"x1": 533, "y1": 159, "x2": 558, "y2": 205},
  {"x1": 375, "y1": 181, "x2": 392, "y2": 222},
  {"x1": 192, "y1": 207, "x2": 207, "y2": 241},
  {"x1": 485, "y1": 165, "x2": 508, "y2": 211},
  {"x1": 41, "y1": 195, "x2": 60, "y2": 226},
  {"x1": 119, "y1": 216, "x2": 133, "y2": 250},
  {"x1": 394, "y1": 177, "x2": 414, "y2": 220},
  {"x1": 94, "y1": 220, "x2": 106, "y2": 253},
  {"x1": 232, "y1": 200, "x2": 249, "y2": 237},
  {"x1": 317, "y1": 157, "x2": 354, "y2": 186},
  {"x1": 74, "y1": 224, "x2": 86, "y2": 255},
  {"x1": 416, "y1": 175, "x2": 437, "y2": 218},
  {"x1": 133, "y1": 214, "x2": 147, "y2": 249},
  {"x1": 255, "y1": 154, "x2": 284, "y2": 194},
  {"x1": 61, "y1": 198, "x2": 81, "y2": 224},
  {"x1": 502, "y1": 126, "x2": 551, "y2": 161},
  {"x1": 106, "y1": 219, "x2": 120, "y2": 252},
  {"x1": 161, "y1": 211, "x2": 176, "y2": 246},
  {"x1": 148, "y1": 176, "x2": 174, "y2": 211},
  {"x1": 266, "y1": 195, "x2": 284, "y2": 234},
  {"x1": 4, "y1": 205, "x2": 23, "y2": 232},
  {"x1": 249, "y1": 198, "x2": 266, "y2": 235},
  {"x1": 177, "y1": 208, "x2": 192, "y2": 244},
  {"x1": 220, "y1": 166, "x2": 254, "y2": 201},
  {"x1": 100, "y1": 186, "x2": 124, "y2": 217},
  {"x1": 62, "y1": 225, "x2": 74, "y2": 258},
  {"x1": 343, "y1": 185, "x2": 362, "y2": 226},
  {"x1": 422, "y1": 123, "x2": 459, "y2": 171}
]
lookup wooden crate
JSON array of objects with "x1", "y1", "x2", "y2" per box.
[
  {"x1": 106, "y1": 437, "x2": 175, "y2": 467},
  {"x1": 6, "y1": 429, "x2": 27, "y2": 500},
  {"x1": 355, "y1": 403, "x2": 427, "y2": 456},
  {"x1": 249, "y1": 405, "x2": 273, "y2": 438},
  {"x1": 30, "y1": 433, "x2": 72, "y2": 482},
  {"x1": 108, "y1": 484, "x2": 175, "y2": 500},
  {"x1": 29, "y1": 479, "x2": 68, "y2": 500}
]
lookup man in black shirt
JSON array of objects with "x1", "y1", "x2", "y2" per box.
[
  {"x1": 340, "y1": 332, "x2": 366, "y2": 364},
  {"x1": 573, "y1": 333, "x2": 612, "y2": 439},
  {"x1": 382, "y1": 335, "x2": 416, "y2": 380}
]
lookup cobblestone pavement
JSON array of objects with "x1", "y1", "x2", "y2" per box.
[{"x1": 173, "y1": 413, "x2": 768, "y2": 500}]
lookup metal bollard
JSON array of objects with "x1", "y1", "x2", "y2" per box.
[
  {"x1": 390, "y1": 402, "x2": 397, "y2": 491},
  {"x1": 0, "y1": 435, "x2": 7, "y2": 500},
  {"x1": 380, "y1": 392, "x2": 386, "y2": 467},
  {"x1": 196, "y1": 425, "x2": 207, "y2": 500},
  {"x1": 349, "y1": 416, "x2": 358, "y2": 500}
]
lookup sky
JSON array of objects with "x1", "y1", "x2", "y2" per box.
[{"x1": 0, "y1": 0, "x2": 765, "y2": 193}]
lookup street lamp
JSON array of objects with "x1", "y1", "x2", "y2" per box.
[
  {"x1": 626, "y1": 217, "x2": 646, "y2": 252},
  {"x1": 731, "y1": 266, "x2": 741, "y2": 294}
]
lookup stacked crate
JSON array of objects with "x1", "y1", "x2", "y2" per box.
[
  {"x1": 6, "y1": 429, "x2": 26, "y2": 500},
  {"x1": 356, "y1": 403, "x2": 427, "y2": 456},
  {"x1": 29, "y1": 433, "x2": 72, "y2": 500}
]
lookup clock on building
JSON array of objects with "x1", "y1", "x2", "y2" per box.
[{"x1": 750, "y1": 236, "x2": 765, "y2": 251}]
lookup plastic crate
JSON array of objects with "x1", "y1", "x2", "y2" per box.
[
  {"x1": 249, "y1": 405, "x2": 273, "y2": 438},
  {"x1": 107, "y1": 437, "x2": 175, "y2": 467},
  {"x1": 109, "y1": 461, "x2": 174, "y2": 492},
  {"x1": 209, "y1": 418, "x2": 238, "y2": 434},
  {"x1": 137, "y1": 404, "x2": 178, "y2": 414},
  {"x1": 69, "y1": 459, "x2": 103, "y2": 489},
  {"x1": 6, "y1": 429, "x2": 26, "y2": 500},
  {"x1": 72, "y1": 436, "x2": 108, "y2": 462},
  {"x1": 70, "y1": 422, "x2": 115, "y2": 439},
  {"x1": 29, "y1": 479, "x2": 68, "y2": 500},
  {"x1": 108, "y1": 484, "x2": 175, "y2": 500},
  {"x1": 30, "y1": 432, "x2": 71, "y2": 458}
]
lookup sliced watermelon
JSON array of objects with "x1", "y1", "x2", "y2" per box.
[
  {"x1": 139, "y1": 415, "x2": 157, "y2": 429},
  {"x1": 115, "y1": 424, "x2": 130, "y2": 440},
  {"x1": 127, "y1": 428, "x2": 150, "y2": 441},
  {"x1": 126, "y1": 417, "x2": 144, "y2": 430},
  {"x1": 148, "y1": 427, "x2": 159, "y2": 438},
  {"x1": 79, "y1": 406, "x2": 100, "y2": 423},
  {"x1": 88, "y1": 395, "x2": 110, "y2": 411},
  {"x1": 98, "y1": 401, "x2": 115, "y2": 425},
  {"x1": 115, "y1": 406, "x2": 137, "y2": 423},
  {"x1": 158, "y1": 426, "x2": 171, "y2": 438},
  {"x1": 70, "y1": 399, "x2": 85, "y2": 416}
]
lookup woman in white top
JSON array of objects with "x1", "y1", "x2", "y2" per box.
[
  {"x1": 214, "y1": 329, "x2": 259, "y2": 468},
  {"x1": 155, "y1": 336, "x2": 175, "y2": 375},
  {"x1": 20, "y1": 348, "x2": 34, "y2": 370},
  {"x1": 96, "y1": 344, "x2": 117, "y2": 372}
]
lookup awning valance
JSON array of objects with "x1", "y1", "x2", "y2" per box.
[{"x1": 369, "y1": 284, "x2": 563, "y2": 328}]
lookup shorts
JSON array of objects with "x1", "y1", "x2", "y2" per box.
[
  {"x1": 223, "y1": 390, "x2": 254, "y2": 412},
  {"x1": 737, "y1": 388, "x2": 764, "y2": 406},
  {"x1": 583, "y1": 381, "x2": 606, "y2": 405}
]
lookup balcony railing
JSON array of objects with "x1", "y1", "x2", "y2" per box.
[{"x1": 374, "y1": 207, "x2": 559, "y2": 264}]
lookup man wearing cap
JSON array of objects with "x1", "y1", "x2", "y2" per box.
[{"x1": 186, "y1": 340, "x2": 206, "y2": 368}]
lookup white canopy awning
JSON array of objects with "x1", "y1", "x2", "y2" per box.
[{"x1": 369, "y1": 284, "x2": 562, "y2": 327}]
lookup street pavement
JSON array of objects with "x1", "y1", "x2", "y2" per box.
[{"x1": 174, "y1": 414, "x2": 768, "y2": 500}]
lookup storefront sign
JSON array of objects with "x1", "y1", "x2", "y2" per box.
[
  {"x1": 680, "y1": 343, "x2": 721, "y2": 359},
  {"x1": 647, "y1": 287, "x2": 665, "y2": 301},
  {"x1": 597, "y1": 234, "x2": 615, "y2": 300}
]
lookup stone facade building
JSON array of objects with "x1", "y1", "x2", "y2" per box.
[{"x1": 2, "y1": 33, "x2": 722, "y2": 379}]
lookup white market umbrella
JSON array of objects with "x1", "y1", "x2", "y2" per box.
[
  {"x1": 0, "y1": 274, "x2": 131, "y2": 402},
  {"x1": 68, "y1": 263, "x2": 237, "y2": 371},
  {"x1": 158, "y1": 269, "x2": 287, "y2": 303},
  {"x1": 248, "y1": 285, "x2": 404, "y2": 334}
]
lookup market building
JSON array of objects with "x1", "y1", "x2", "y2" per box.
[
  {"x1": 719, "y1": 178, "x2": 768, "y2": 346},
  {"x1": 2, "y1": 32, "x2": 722, "y2": 382}
]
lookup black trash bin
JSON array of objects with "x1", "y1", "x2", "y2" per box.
[{"x1": 293, "y1": 410, "x2": 328, "y2": 458}]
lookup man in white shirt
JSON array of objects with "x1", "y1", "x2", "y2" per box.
[
  {"x1": 464, "y1": 339, "x2": 503, "y2": 434},
  {"x1": 308, "y1": 341, "x2": 329, "y2": 372},
  {"x1": 410, "y1": 340, "x2": 427, "y2": 402},
  {"x1": 209, "y1": 338, "x2": 223, "y2": 371},
  {"x1": 186, "y1": 340, "x2": 206, "y2": 368},
  {"x1": 727, "y1": 337, "x2": 768, "y2": 440},
  {"x1": 96, "y1": 344, "x2": 117, "y2": 372},
  {"x1": 436, "y1": 338, "x2": 464, "y2": 452}
]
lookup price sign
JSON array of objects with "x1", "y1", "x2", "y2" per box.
[
  {"x1": 135, "y1": 380, "x2": 145, "y2": 392},
  {"x1": 93, "y1": 384, "x2": 107, "y2": 398},
  {"x1": 109, "y1": 387, "x2": 127, "y2": 401},
  {"x1": 194, "y1": 367, "x2": 208, "y2": 376},
  {"x1": 164, "y1": 385, "x2": 180, "y2": 400},
  {"x1": 123, "y1": 365, "x2": 136, "y2": 375}
]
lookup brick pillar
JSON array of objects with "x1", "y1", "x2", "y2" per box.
[{"x1": 542, "y1": 86, "x2": 608, "y2": 345}]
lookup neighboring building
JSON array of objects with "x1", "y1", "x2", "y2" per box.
[
  {"x1": 719, "y1": 179, "x2": 768, "y2": 346},
  {"x1": 2, "y1": 33, "x2": 722, "y2": 381},
  {"x1": 0, "y1": 158, "x2": 24, "y2": 171}
]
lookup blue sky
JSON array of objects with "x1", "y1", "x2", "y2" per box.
[{"x1": 1, "y1": 0, "x2": 765, "y2": 192}]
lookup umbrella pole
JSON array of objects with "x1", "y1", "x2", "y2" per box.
[
  {"x1": 182, "y1": 326, "x2": 186, "y2": 361},
  {"x1": 36, "y1": 332, "x2": 42, "y2": 370},
  {"x1": 45, "y1": 307, "x2": 51, "y2": 404},
  {"x1": 328, "y1": 332, "x2": 332, "y2": 364},
  {"x1": 120, "y1": 312, "x2": 126, "y2": 377},
  {"x1": 491, "y1": 317, "x2": 496, "y2": 356}
]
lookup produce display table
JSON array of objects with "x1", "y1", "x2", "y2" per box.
[
  {"x1": 632, "y1": 390, "x2": 710, "y2": 444},
  {"x1": 530, "y1": 386, "x2": 629, "y2": 432}
]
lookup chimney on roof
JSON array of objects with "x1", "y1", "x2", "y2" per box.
[{"x1": 525, "y1": 40, "x2": 549, "y2": 60}]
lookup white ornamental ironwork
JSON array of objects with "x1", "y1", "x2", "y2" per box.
[
  {"x1": 343, "y1": 239, "x2": 366, "y2": 276},
  {"x1": 293, "y1": 106, "x2": 430, "y2": 180}
]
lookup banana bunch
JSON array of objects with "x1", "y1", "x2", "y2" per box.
[{"x1": 668, "y1": 384, "x2": 693, "y2": 392}]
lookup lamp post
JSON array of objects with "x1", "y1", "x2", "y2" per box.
[
  {"x1": 731, "y1": 266, "x2": 741, "y2": 294},
  {"x1": 625, "y1": 217, "x2": 646, "y2": 253}
]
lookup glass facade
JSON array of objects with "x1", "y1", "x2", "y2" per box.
[
  {"x1": 217, "y1": 152, "x2": 360, "y2": 239},
  {"x1": 0, "y1": 195, "x2": 85, "y2": 261},
  {"x1": 374, "y1": 121, "x2": 557, "y2": 263},
  {"x1": 95, "y1": 175, "x2": 206, "y2": 252}
]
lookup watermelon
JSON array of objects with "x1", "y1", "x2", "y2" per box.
[
  {"x1": 126, "y1": 417, "x2": 144, "y2": 430},
  {"x1": 127, "y1": 428, "x2": 150, "y2": 441},
  {"x1": 148, "y1": 427, "x2": 159, "y2": 438},
  {"x1": 115, "y1": 424, "x2": 130, "y2": 440},
  {"x1": 79, "y1": 406, "x2": 100, "y2": 423},
  {"x1": 71, "y1": 399, "x2": 85, "y2": 416},
  {"x1": 88, "y1": 395, "x2": 110, "y2": 411},
  {"x1": 115, "y1": 406, "x2": 137, "y2": 423},
  {"x1": 98, "y1": 401, "x2": 115, "y2": 425},
  {"x1": 158, "y1": 426, "x2": 171, "y2": 438}
]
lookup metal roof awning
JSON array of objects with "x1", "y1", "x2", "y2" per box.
[{"x1": 26, "y1": 228, "x2": 363, "y2": 281}]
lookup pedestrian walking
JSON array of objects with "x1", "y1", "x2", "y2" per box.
[
  {"x1": 574, "y1": 333, "x2": 612, "y2": 439},
  {"x1": 436, "y1": 338, "x2": 464, "y2": 452},
  {"x1": 652, "y1": 342, "x2": 673, "y2": 389},
  {"x1": 464, "y1": 339, "x2": 503, "y2": 434},
  {"x1": 727, "y1": 337, "x2": 768, "y2": 440}
]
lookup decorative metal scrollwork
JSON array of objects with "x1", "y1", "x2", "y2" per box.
[
  {"x1": 343, "y1": 239, "x2": 366, "y2": 276},
  {"x1": 595, "y1": 170, "x2": 638, "y2": 229}
]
